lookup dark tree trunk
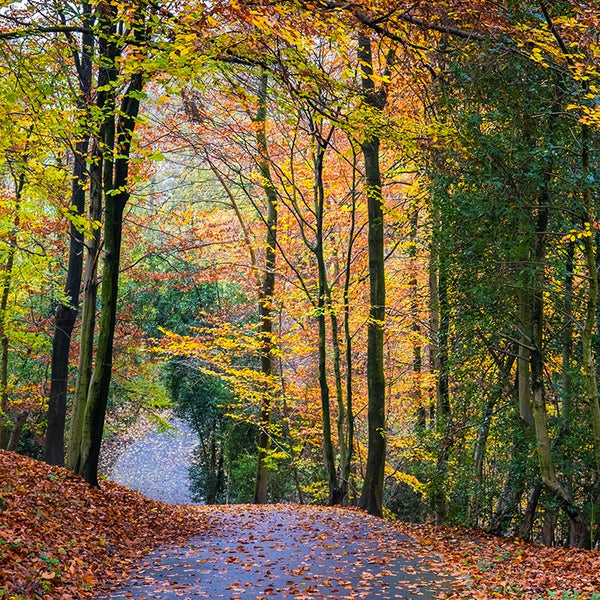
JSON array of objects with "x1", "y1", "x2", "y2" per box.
[
  {"x1": 253, "y1": 72, "x2": 278, "y2": 504},
  {"x1": 79, "y1": 69, "x2": 144, "y2": 486},
  {"x1": 66, "y1": 0, "x2": 117, "y2": 474},
  {"x1": 357, "y1": 33, "x2": 387, "y2": 518},
  {"x1": 520, "y1": 481, "x2": 543, "y2": 540},
  {"x1": 44, "y1": 135, "x2": 89, "y2": 465},
  {"x1": 7, "y1": 411, "x2": 28, "y2": 452},
  {"x1": 432, "y1": 246, "x2": 451, "y2": 524},
  {"x1": 341, "y1": 150, "x2": 358, "y2": 502},
  {"x1": 44, "y1": 3, "x2": 94, "y2": 466}
]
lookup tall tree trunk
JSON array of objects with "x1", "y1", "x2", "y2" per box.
[
  {"x1": 432, "y1": 247, "x2": 451, "y2": 524},
  {"x1": 254, "y1": 72, "x2": 278, "y2": 504},
  {"x1": 529, "y1": 201, "x2": 588, "y2": 547},
  {"x1": 66, "y1": 1, "x2": 117, "y2": 473},
  {"x1": 408, "y1": 206, "x2": 424, "y2": 428},
  {"x1": 311, "y1": 137, "x2": 338, "y2": 505},
  {"x1": 329, "y1": 307, "x2": 347, "y2": 505},
  {"x1": 580, "y1": 123, "x2": 600, "y2": 477},
  {"x1": 44, "y1": 7, "x2": 94, "y2": 464},
  {"x1": 469, "y1": 352, "x2": 516, "y2": 525},
  {"x1": 341, "y1": 147, "x2": 358, "y2": 502},
  {"x1": 561, "y1": 242, "x2": 574, "y2": 436},
  {"x1": 357, "y1": 33, "x2": 387, "y2": 517},
  {"x1": 66, "y1": 139, "x2": 102, "y2": 472},
  {"x1": 78, "y1": 67, "x2": 144, "y2": 486},
  {"x1": 0, "y1": 172, "x2": 24, "y2": 449}
]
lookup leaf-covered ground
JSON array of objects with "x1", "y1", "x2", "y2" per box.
[
  {"x1": 1, "y1": 449, "x2": 600, "y2": 600},
  {"x1": 0, "y1": 450, "x2": 206, "y2": 599},
  {"x1": 404, "y1": 522, "x2": 600, "y2": 599}
]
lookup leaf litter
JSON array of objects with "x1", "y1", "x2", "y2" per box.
[{"x1": 1, "y1": 450, "x2": 600, "y2": 599}]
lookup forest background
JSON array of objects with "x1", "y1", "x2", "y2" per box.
[{"x1": 1, "y1": 0, "x2": 600, "y2": 550}]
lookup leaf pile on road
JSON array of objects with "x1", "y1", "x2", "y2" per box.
[
  {"x1": 0, "y1": 450, "x2": 206, "y2": 600},
  {"x1": 401, "y1": 522, "x2": 600, "y2": 599}
]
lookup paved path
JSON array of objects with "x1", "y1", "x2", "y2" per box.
[
  {"x1": 95, "y1": 504, "x2": 455, "y2": 600},
  {"x1": 108, "y1": 418, "x2": 198, "y2": 504}
]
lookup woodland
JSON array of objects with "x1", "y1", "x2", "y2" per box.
[{"x1": 1, "y1": 0, "x2": 600, "y2": 568}]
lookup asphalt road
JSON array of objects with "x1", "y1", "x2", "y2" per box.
[{"x1": 95, "y1": 504, "x2": 455, "y2": 600}]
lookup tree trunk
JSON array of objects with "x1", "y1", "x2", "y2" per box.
[
  {"x1": 357, "y1": 33, "x2": 387, "y2": 517},
  {"x1": 329, "y1": 308, "x2": 347, "y2": 505},
  {"x1": 0, "y1": 172, "x2": 24, "y2": 449},
  {"x1": 561, "y1": 242, "x2": 575, "y2": 433},
  {"x1": 78, "y1": 68, "x2": 144, "y2": 486},
  {"x1": 79, "y1": 194, "x2": 124, "y2": 486},
  {"x1": 44, "y1": 3, "x2": 94, "y2": 466},
  {"x1": 580, "y1": 123, "x2": 600, "y2": 477},
  {"x1": 254, "y1": 72, "x2": 278, "y2": 504},
  {"x1": 310, "y1": 136, "x2": 338, "y2": 505},
  {"x1": 432, "y1": 231, "x2": 451, "y2": 524},
  {"x1": 7, "y1": 410, "x2": 28, "y2": 452},
  {"x1": 408, "y1": 206, "x2": 425, "y2": 428},
  {"x1": 341, "y1": 148, "x2": 358, "y2": 502},
  {"x1": 66, "y1": 139, "x2": 102, "y2": 472},
  {"x1": 520, "y1": 481, "x2": 543, "y2": 540},
  {"x1": 66, "y1": 2, "x2": 117, "y2": 473},
  {"x1": 529, "y1": 202, "x2": 588, "y2": 547}
]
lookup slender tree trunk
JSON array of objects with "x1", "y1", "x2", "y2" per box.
[
  {"x1": 44, "y1": 136, "x2": 89, "y2": 465},
  {"x1": 408, "y1": 206, "x2": 425, "y2": 428},
  {"x1": 44, "y1": 4, "x2": 94, "y2": 466},
  {"x1": 562, "y1": 243, "x2": 574, "y2": 427},
  {"x1": 519, "y1": 481, "x2": 543, "y2": 540},
  {"x1": 341, "y1": 149, "x2": 358, "y2": 502},
  {"x1": 310, "y1": 139, "x2": 338, "y2": 504},
  {"x1": 254, "y1": 72, "x2": 278, "y2": 504},
  {"x1": 0, "y1": 172, "x2": 24, "y2": 449},
  {"x1": 580, "y1": 123, "x2": 600, "y2": 477},
  {"x1": 357, "y1": 33, "x2": 387, "y2": 517},
  {"x1": 7, "y1": 411, "x2": 28, "y2": 452},
  {"x1": 79, "y1": 195, "x2": 124, "y2": 485},
  {"x1": 329, "y1": 308, "x2": 347, "y2": 504},
  {"x1": 432, "y1": 251, "x2": 451, "y2": 524},
  {"x1": 428, "y1": 217, "x2": 441, "y2": 427},
  {"x1": 66, "y1": 140, "x2": 102, "y2": 471}
]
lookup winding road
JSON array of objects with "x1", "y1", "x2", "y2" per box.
[{"x1": 99, "y1": 421, "x2": 458, "y2": 599}]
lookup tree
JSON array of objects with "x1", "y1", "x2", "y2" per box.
[
  {"x1": 357, "y1": 32, "x2": 388, "y2": 517},
  {"x1": 68, "y1": 0, "x2": 149, "y2": 485},
  {"x1": 45, "y1": 1, "x2": 94, "y2": 466}
]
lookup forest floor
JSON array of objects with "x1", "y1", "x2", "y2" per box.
[{"x1": 1, "y1": 449, "x2": 600, "y2": 600}]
